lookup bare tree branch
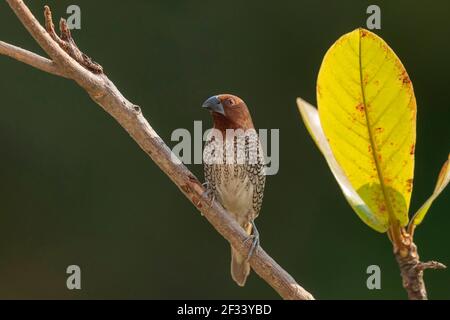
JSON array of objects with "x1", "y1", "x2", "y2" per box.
[
  {"x1": 393, "y1": 235, "x2": 446, "y2": 300},
  {"x1": 0, "y1": 40, "x2": 67, "y2": 77},
  {"x1": 1, "y1": 0, "x2": 314, "y2": 300}
]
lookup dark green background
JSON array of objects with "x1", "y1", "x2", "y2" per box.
[{"x1": 0, "y1": 0, "x2": 449, "y2": 299}]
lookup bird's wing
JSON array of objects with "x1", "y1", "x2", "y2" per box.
[
  {"x1": 203, "y1": 136, "x2": 217, "y2": 194},
  {"x1": 244, "y1": 131, "x2": 266, "y2": 218}
]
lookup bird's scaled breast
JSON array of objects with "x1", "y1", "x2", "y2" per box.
[{"x1": 214, "y1": 165, "x2": 254, "y2": 221}]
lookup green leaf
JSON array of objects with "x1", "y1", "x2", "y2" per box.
[
  {"x1": 297, "y1": 98, "x2": 388, "y2": 232},
  {"x1": 410, "y1": 154, "x2": 450, "y2": 226}
]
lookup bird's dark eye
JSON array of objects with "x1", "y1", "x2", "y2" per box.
[{"x1": 226, "y1": 98, "x2": 234, "y2": 106}]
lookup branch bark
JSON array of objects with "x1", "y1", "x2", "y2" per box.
[
  {"x1": 1, "y1": 0, "x2": 314, "y2": 300},
  {"x1": 391, "y1": 229, "x2": 446, "y2": 300},
  {"x1": 0, "y1": 40, "x2": 67, "y2": 77}
]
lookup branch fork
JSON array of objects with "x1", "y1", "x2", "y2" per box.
[
  {"x1": 43, "y1": 5, "x2": 102, "y2": 74},
  {"x1": 391, "y1": 227, "x2": 446, "y2": 300}
]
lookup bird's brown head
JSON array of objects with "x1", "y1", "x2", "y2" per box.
[{"x1": 202, "y1": 94, "x2": 255, "y2": 131}]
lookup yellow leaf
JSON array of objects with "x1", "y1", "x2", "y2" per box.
[
  {"x1": 410, "y1": 154, "x2": 450, "y2": 226},
  {"x1": 317, "y1": 28, "x2": 417, "y2": 230},
  {"x1": 297, "y1": 98, "x2": 388, "y2": 232}
]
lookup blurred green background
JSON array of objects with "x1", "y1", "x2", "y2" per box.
[{"x1": 0, "y1": 0, "x2": 449, "y2": 299}]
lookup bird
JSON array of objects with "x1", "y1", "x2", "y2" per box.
[{"x1": 202, "y1": 94, "x2": 266, "y2": 286}]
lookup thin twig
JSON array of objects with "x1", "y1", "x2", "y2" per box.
[
  {"x1": 393, "y1": 231, "x2": 446, "y2": 300},
  {"x1": 1, "y1": 0, "x2": 314, "y2": 300},
  {"x1": 0, "y1": 40, "x2": 67, "y2": 77},
  {"x1": 43, "y1": 6, "x2": 102, "y2": 74}
]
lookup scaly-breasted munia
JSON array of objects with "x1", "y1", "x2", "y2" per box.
[{"x1": 202, "y1": 94, "x2": 265, "y2": 286}]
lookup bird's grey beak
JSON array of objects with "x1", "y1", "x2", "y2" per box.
[{"x1": 202, "y1": 95, "x2": 225, "y2": 116}]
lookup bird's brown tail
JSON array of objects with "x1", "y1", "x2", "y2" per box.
[{"x1": 231, "y1": 247, "x2": 250, "y2": 287}]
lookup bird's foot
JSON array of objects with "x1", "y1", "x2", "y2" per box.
[
  {"x1": 244, "y1": 221, "x2": 260, "y2": 262},
  {"x1": 201, "y1": 182, "x2": 215, "y2": 208}
]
